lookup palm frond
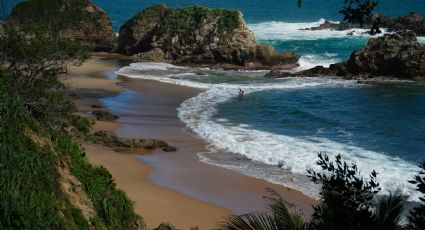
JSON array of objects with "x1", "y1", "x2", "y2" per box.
[
  {"x1": 375, "y1": 188, "x2": 406, "y2": 230},
  {"x1": 217, "y1": 212, "x2": 278, "y2": 230},
  {"x1": 265, "y1": 188, "x2": 309, "y2": 230}
]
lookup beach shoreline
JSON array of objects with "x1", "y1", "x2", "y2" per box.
[{"x1": 65, "y1": 53, "x2": 316, "y2": 229}]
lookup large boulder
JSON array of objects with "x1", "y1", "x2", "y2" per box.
[
  {"x1": 118, "y1": 4, "x2": 299, "y2": 69},
  {"x1": 274, "y1": 31, "x2": 425, "y2": 80},
  {"x1": 8, "y1": 0, "x2": 117, "y2": 51},
  {"x1": 372, "y1": 12, "x2": 425, "y2": 36}
]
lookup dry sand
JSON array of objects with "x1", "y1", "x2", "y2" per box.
[{"x1": 66, "y1": 53, "x2": 316, "y2": 229}]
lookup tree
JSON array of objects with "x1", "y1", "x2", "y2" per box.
[
  {"x1": 0, "y1": 19, "x2": 91, "y2": 136},
  {"x1": 408, "y1": 162, "x2": 425, "y2": 230},
  {"x1": 297, "y1": 0, "x2": 379, "y2": 27},
  {"x1": 218, "y1": 153, "x2": 407, "y2": 230},
  {"x1": 307, "y1": 153, "x2": 381, "y2": 230}
]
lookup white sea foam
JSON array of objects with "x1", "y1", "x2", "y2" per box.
[
  {"x1": 176, "y1": 79, "x2": 418, "y2": 200},
  {"x1": 294, "y1": 53, "x2": 340, "y2": 71},
  {"x1": 248, "y1": 19, "x2": 387, "y2": 41},
  {"x1": 117, "y1": 59, "x2": 420, "y2": 201}
]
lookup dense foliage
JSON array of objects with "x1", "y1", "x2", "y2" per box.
[
  {"x1": 219, "y1": 153, "x2": 425, "y2": 230},
  {"x1": 298, "y1": 0, "x2": 379, "y2": 27},
  {"x1": 161, "y1": 5, "x2": 241, "y2": 35},
  {"x1": 9, "y1": 0, "x2": 98, "y2": 32},
  {"x1": 408, "y1": 162, "x2": 425, "y2": 230},
  {"x1": 0, "y1": 19, "x2": 143, "y2": 229},
  {"x1": 339, "y1": 0, "x2": 379, "y2": 27},
  {"x1": 307, "y1": 153, "x2": 381, "y2": 229}
]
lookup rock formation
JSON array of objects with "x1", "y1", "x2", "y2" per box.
[
  {"x1": 93, "y1": 131, "x2": 177, "y2": 152},
  {"x1": 374, "y1": 12, "x2": 425, "y2": 36},
  {"x1": 272, "y1": 31, "x2": 425, "y2": 80},
  {"x1": 305, "y1": 12, "x2": 425, "y2": 36},
  {"x1": 8, "y1": 0, "x2": 117, "y2": 51},
  {"x1": 118, "y1": 4, "x2": 299, "y2": 69}
]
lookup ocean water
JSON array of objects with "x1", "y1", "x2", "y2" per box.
[{"x1": 111, "y1": 1, "x2": 425, "y2": 201}]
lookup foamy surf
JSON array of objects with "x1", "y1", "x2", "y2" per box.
[
  {"x1": 248, "y1": 19, "x2": 388, "y2": 41},
  {"x1": 117, "y1": 62, "x2": 420, "y2": 201}
]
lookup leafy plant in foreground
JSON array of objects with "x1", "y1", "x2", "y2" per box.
[{"x1": 408, "y1": 162, "x2": 425, "y2": 230}]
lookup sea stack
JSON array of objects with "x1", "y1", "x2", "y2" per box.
[
  {"x1": 8, "y1": 0, "x2": 117, "y2": 51},
  {"x1": 117, "y1": 4, "x2": 299, "y2": 70},
  {"x1": 272, "y1": 31, "x2": 425, "y2": 80}
]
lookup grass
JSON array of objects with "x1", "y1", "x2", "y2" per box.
[
  {"x1": 0, "y1": 74, "x2": 143, "y2": 229},
  {"x1": 10, "y1": 0, "x2": 99, "y2": 31},
  {"x1": 140, "y1": 5, "x2": 242, "y2": 36}
]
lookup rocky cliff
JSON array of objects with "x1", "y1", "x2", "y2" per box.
[
  {"x1": 272, "y1": 31, "x2": 425, "y2": 80},
  {"x1": 9, "y1": 0, "x2": 117, "y2": 51},
  {"x1": 117, "y1": 4, "x2": 299, "y2": 69}
]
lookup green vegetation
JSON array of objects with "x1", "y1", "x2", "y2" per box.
[
  {"x1": 162, "y1": 5, "x2": 241, "y2": 35},
  {"x1": 408, "y1": 163, "x2": 425, "y2": 229},
  {"x1": 298, "y1": 0, "x2": 379, "y2": 27},
  {"x1": 132, "y1": 4, "x2": 167, "y2": 24},
  {"x1": 218, "y1": 189, "x2": 308, "y2": 230},
  {"x1": 219, "y1": 153, "x2": 425, "y2": 230},
  {"x1": 0, "y1": 20, "x2": 143, "y2": 229},
  {"x1": 9, "y1": 0, "x2": 99, "y2": 32}
]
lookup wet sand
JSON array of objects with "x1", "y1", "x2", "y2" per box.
[{"x1": 67, "y1": 53, "x2": 316, "y2": 229}]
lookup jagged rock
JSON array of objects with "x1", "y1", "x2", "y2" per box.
[
  {"x1": 305, "y1": 12, "x2": 425, "y2": 36},
  {"x1": 305, "y1": 20, "x2": 364, "y2": 31},
  {"x1": 93, "y1": 131, "x2": 177, "y2": 152},
  {"x1": 372, "y1": 12, "x2": 425, "y2": 36},
  {"x1": 92, "y1": 110, "x2": 119, "y2": 121},
  {"x1": 275, "y1": 31, "x2": 425, "y2": 80},
  {"x1": 8, "y1": 0, "x2": 117, "y2": 51},
  {"x1": 118, "y1": 4, "x2": 299, "y2": 69},
  {"x1": 265, "y1": 69, "x2": 283, "y2": 77},
  {"x1": 153, "y1": 222, "x2": 177, "y2": 230}
]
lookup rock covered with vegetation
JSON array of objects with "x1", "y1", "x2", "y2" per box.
[
  {"x1": 8, "y1": 0, "x2": 117, "y2": 51},
  {"x1": 273, "y1": 31, "x2": 425, "y2": 80},
  {"x1": 117, "y1": 4, "x2": 299, "y2": 69}
]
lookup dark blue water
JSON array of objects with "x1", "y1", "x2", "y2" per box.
[{"x1": 214, "y1": 82, "x2": 425, "y2": 164}]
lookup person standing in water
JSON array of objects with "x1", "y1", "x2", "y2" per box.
[{"x1": 239, "y1": 89, "x2": 244, "y2": 100}]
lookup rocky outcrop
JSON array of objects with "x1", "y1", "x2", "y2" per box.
[
  {"x1": 373, "y1": 12, "x2": 425, "y2": 36},
  {"x1": 273, "y1": 31, "x2": 425, "y2": 80},
  {"x1": 305, "y1": 12, "x2": 425, "y2": 36},
  {"x1": 93, "y1": 131, "x2": 177, "y2": 152},
  {"x1": 118, "y1": 4, "x2": 299, "y2": 69},
  {"x1": 9, "y1": 0, "x2": 117, "y2": 51},
  {"x1": 92, "y1": 109, "x2": 119, "y2": 121},
  {"x1": 56, "y1": 160, "x2": 96, "y2": 221}
]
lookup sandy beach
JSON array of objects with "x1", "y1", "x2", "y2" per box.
[{"x1": 65, "y1": 53, "x2": 316, "y2": 229}]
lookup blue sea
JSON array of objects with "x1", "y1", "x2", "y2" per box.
[
  {"x1": 103, "y1": 0, "x2": 425, "y2": 200},
  {"x1": 10, "y1": 0, "x2": 425, "y2": 200}
]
